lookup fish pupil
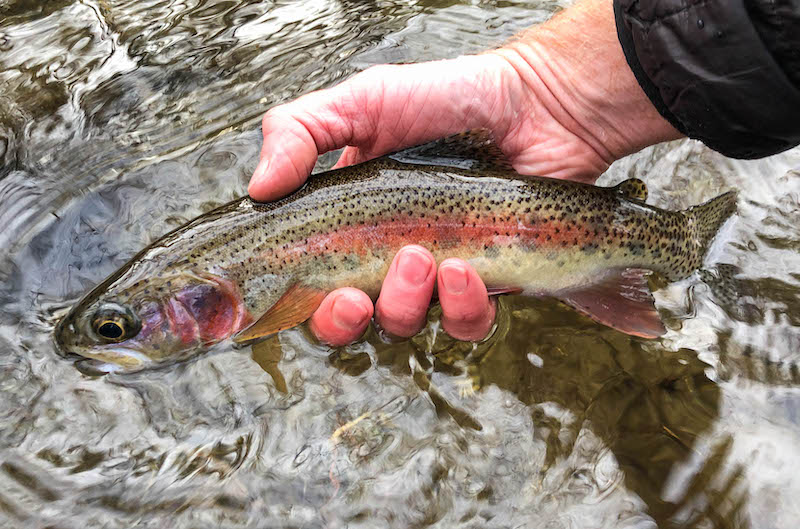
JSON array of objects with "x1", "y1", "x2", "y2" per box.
[{"x1": 98, "y1": 321, "x2": 123, "y2": 339}]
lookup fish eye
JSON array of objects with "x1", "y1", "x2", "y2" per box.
[
  {"x1": 97, "y1": 320, "x2": 124, "y2": 340},
  {"x1": 91, "y1": 303, "x2": 140, "y2": 343}
]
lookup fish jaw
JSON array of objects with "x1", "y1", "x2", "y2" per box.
[
  {"x1": 76, "y1": 345, "x2": 156, "y2": 372},
  {"x1": 55, "y1": 311, "x2": 159, "y2": 372}
]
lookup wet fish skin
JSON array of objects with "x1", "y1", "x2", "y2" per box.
[{"x1": 54, "y1": 156, "x2": 736, "y2": 372}]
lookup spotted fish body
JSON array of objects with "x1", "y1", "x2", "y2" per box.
[
  {"x1": 206, "y1": 162, "x2": 718, "y2": 300},
  {"x1": 55, "y1": 152, "x2": 736, "y2": 371}
]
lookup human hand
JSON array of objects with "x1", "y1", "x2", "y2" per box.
[
  {"x1": 308, "y1": 246, "x2": 495, "y2": 346},
  {"x1": 249, "y1": 55, "x2": 608, "y2": 203},
  {"x1": 249, "y1": 0, "x2": 681, "y2": 345}
]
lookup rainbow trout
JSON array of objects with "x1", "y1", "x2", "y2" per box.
[{"x1": 55, "y1": 139, "x2": 736, "y2": 372}]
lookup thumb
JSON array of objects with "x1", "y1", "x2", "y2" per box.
[{"x1": 249, "y1": 89, "x2": 356, "y2": 202}]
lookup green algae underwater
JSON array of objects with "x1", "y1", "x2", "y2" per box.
[{"x1": 2, "y1": 1, "x2": 800, "y2": 528}]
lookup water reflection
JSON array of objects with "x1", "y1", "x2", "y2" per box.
[
  {"x1": 367, "y1": 298, "x2": 737, "y2": 528},
  {"x1": 2, "y1": 0, "x2": 800, "y2": 527}
]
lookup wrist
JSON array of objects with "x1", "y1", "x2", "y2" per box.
[{"x1": 490, "y1": 0, "x2": 682, "y2": 163}]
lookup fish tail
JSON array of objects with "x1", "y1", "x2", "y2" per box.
[{"x1": 685, "y1": 190, "x2": 738, "y2": 256}]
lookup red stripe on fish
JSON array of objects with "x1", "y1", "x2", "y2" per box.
[{"x1": 258, "y1": 214, "x2": 604, "y2": 265}]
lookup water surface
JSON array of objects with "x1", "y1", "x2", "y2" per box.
[{"x1": 2, "y1": 1, "x2": 800, "y2": 527}]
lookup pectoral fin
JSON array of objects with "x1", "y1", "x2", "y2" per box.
[
  {"x1": 558, "y1": 268, "x2": 666, "y2": 339},
  {"x1": 233, "y1": 284, "x2": 326, "y2": 344}
]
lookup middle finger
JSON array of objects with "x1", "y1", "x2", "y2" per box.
[{"x1": 374, "y1": 245, "x2": 436, "y2": 338}]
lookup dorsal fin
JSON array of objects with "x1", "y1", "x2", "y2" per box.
[
  {"x1": 389, "y1": 130, "x2": 514, "y2": 172},
  {"x1": 613, "y1": 178, "x2": 648, "y2": 201}
]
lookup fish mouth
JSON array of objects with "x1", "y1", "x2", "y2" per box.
[
  {"x1": 75, "y1": 346, "x2": 153, "y2": 373},
  {"x1": 53, "y1": 313, "x2": 81, "y2": 359},
  {"x1": 54, "y1": 312, "x2": 152, "y2": 372},
  {"x1": 74, "y1": 358, "x2": 130, "y2": 376},
  {"x1": 59, "y1": 341, "x2": 155, "y2": 373},
  {"x1": 89, "y1": 346, "x2": 154, "y2": 369}
]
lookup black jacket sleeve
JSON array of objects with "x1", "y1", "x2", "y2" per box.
[{"x1": 614, "y1": 0, "x2": 800, "y2": 159}]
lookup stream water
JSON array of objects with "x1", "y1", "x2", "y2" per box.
[{"x1": 1, "y1": 1, "x2": 800, "y2": 527}]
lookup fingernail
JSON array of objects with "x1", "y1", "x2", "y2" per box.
[
  {"x1": 253, "y1": 156, "x2": 270, "y2": 182},
  {"x1": 332, "y1": 293, "x2": 370, "y2": 329},
  {"x1": 398, "y1": 249, "x2": 432, "y2": 286},
  {"x1": 441, "y1": 264, "x2": 468, "y2": 294}
]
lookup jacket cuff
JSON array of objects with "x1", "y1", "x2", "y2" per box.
[{"x1": 613, "y1": 0, "x2": 800, "y2": 159}]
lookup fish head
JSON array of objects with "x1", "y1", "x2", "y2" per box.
[{"x1": 55, "y1": 270, "x2": 250, "y2": 373}]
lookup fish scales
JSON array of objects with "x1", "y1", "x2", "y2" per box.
[
  {"x1": 55, "y1": 156, "x2": 736, "y2": 371},
  {"x1": 173, "y1": 162, "x2": 705, "y2": 307}
]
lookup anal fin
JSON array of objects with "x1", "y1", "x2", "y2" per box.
[
  {"x1": 233, "y1": 283, "x2": 326, "y2": 344},
  {"x1": 557, "y1": 268, "x2": 666, "y2": 339}
]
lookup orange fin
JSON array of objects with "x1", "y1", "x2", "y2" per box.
[
  {"x1": 487, "y1": 286, "x2": 523, "y2": 296},
  {"x1": 233, "y1": 284, "x2": 326, "y2": 344},
  {"x1": 558, "y1": 268, "x2": 666, "y2": 339}
]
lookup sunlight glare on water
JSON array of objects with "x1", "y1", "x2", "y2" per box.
[{"x1": 1, "y1": 1, "x2": 800, "y2": 528}]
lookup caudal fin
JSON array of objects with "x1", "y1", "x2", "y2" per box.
[{"x1": 686, "y1": 191, "x2": 738, "y2": 256}]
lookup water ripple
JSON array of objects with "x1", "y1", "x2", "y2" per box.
[{"x1": 1, "y1": 0, "x2": 800, "y2": 528}]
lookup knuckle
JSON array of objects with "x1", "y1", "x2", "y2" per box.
[
  {"x1": 262, "y1": 105, "x2": 292, "y2": 128},
  {"x1": 261, "y1": 107, "x2": 279, "y2": 126}
]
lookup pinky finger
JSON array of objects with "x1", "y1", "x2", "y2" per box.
[{"x1": 437, "y1": 259, "x2": 496, "y2": 341}]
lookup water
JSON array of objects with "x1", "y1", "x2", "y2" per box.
[{"x1": 1, "y1": 1, "x2": 799, "y2": 527}]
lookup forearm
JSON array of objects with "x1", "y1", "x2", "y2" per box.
[{"x1": 490, "y1": 0, "x2": 682, "y2": 163}]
